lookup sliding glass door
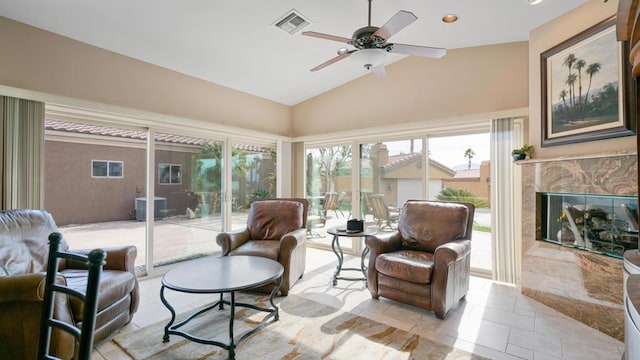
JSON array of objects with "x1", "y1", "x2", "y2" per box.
[
  {"x1": 152, "y1": 133, "x2": 224, "y2": 268},
  {"x1": 305, "y1": 144, "x2": 353, "y2": 249},
  {"x1": 359, "y1": 139, "x2": 423, "y2": 232},
  {"x1": 427, "y1": 133, "x2": 492, "y2": 273},
  {"x1": 44, "y1": 120, "x2": 148, "y2": 271},
  {"x1": 230, "y1": 143, "x2": 277, "y2": 231}
]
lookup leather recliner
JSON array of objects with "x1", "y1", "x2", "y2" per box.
[
  {"x1": 365, "y1": 200, "x2": 475, "y2": 319},
  {"x1": 0, "y1": 209, "x2": 139, "y2": 360},
  {"x1": 216, "y1": 198, "x2": 307, "y2": 296}
]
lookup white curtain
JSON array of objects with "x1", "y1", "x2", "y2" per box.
[
  {"x1": 490, "y1": 117, "x2": 523, "y2": 284},
  {"x1": 2, "y1": 96, "x2": 45, "y2": 210}
]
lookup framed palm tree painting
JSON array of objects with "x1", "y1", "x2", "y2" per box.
[{"x1": 541, "y1": 16, "x2": 636, "y2": 147}]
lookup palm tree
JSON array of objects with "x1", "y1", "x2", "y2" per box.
[
  {"x1": 565, "y1": 73, "x2": 578, "y2": 119},
  {"x1": 574, "y1": 59, "x2": 586, "y2": 111},
  {"x1": 464, "y1": 148, "x2": 475, "y2": 170},
  {"x1": 559, "y1": 90, "x2": 569, "y2": 119},
  {"x1": 584, "y1": 62, "x2": 602, "y2": 114},
  {"x1": 563, "y1": 54, "x2": 577, "y2": 107}
]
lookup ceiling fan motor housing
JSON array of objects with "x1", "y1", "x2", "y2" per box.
[{"x1": 351, "y1": 26, "x2": 386, "y2": 49}]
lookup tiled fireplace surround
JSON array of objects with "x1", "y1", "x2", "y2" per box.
[{"x1": 520, "y1": 153, "x2": 637, "y2": 341}]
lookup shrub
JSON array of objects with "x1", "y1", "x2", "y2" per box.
[{"x1": 436, "y1": 187, "x2": 490, "y2": 208}]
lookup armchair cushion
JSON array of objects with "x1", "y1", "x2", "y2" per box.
[
  {"x1": 375, "y1": 250, "x2": 434, "y2": 284},
  {"x1": 229, "y1": 240, "x2": 280, "y2": 260},
  {"x1": 399, "y1": 201, "x2": 470, "y2": 252},
  {"x1": 247, "y1": 200, "x2": 303, "y2": 240}
]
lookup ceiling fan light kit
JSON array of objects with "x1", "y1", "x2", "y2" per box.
[
  {"x1": 302, "y1": 0, "x2": 447, "y2": 73},
  {"x1": 350, "y1": 49, "x2": 386, "y2": 70}
]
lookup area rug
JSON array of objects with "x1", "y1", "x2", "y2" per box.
[{"x1": 114, "y1": 294, "x2": 489, "y2": 360}]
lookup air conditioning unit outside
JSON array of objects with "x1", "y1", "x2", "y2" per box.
[{"x1": 135, "y1": 196, "x2": 167, "y2": 221}]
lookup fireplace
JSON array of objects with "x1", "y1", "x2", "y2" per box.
[
  {"x1": 539, "y1": 192, "x2": 638, "y2": 259},
  {"x1": 520, "y1": 153, "x2": 637, "y2": 341}
]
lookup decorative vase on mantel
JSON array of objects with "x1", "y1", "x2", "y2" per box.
[{"x1": 557, "y1": 222, "x2": 575, "y2": 244}]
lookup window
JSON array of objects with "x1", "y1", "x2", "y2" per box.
[
  {"x1": 91, "y1": 160, "x2": 123, "y2": 178},
  {"x1": 158, "y1": 163, "x2": 182, "y2": 184}
]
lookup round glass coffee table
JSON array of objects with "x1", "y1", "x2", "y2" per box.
[{"x1": 160, "y1": 255, "x2": 284, "y2": 360}]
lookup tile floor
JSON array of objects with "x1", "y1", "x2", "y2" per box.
[{"x1": 92, "y1": 247, "x2": 624, "y2": 360}]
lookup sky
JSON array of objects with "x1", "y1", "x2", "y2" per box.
[{"x1": 385, "y1": 133, "x2": 491, "y2": 169}]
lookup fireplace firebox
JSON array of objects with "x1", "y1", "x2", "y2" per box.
[{"x1": 540, "y1": 192, "x2": 638, "y2": 259}]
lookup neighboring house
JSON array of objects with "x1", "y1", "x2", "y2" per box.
[
  {"x1": 381, "y1": 152, "x2": 457, "y2": 207},
  {"x1": 44, "y1": 119, "x2": 275, "y2": 225},
  {"x1": 361, "y1": 143, "x2": 457, "y2": 207},
  {"x1": 442, "y1": 160, "x2": 491, "y2": 202}
]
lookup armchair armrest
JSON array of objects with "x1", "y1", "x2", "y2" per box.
[
  {"x1": 0, "y1": 273, "x2": 48, "y2": 304},
  {"x1": 433, "y1": 240, "x2": 470, "y2": 266},
  {"x1": 280, "y1": 228, "x2": 306, "y2": 254},
  {"x1": 364, "y1": 232, "x2": 403, "y2": 297},
  {"x1": 216, "y1": 229, "x2": 251, "y2": 255},
  {"x1": 64, "y1": 246, "x2": 137, "y2": 273},
  {"x1": 364, "y1": 231, "x2": 403, "y2": 256},
  {"x1": 64, "y1": 245, "x2": 140, "y2": 315},
  {"x1": 431, "y1": 239, "x2": 471, "y2": 319}
]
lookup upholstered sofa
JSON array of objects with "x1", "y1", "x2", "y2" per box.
[
  {"x1": 216, "y1": 198, "x2": 307, "y2": 296},
  {"x1": 0, "y1": 209, "x2": 139, "y2": 360}
]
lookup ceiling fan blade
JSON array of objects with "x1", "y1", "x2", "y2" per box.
[
  {"x1": 310, "y1": 52, "x2": 353, "y2": 72},
  {"x1": 370, "y1": 63, "x2": 387, "y2": 77},
  {"x1": 373, "y1": 10, "x2": 417, "y2": 40},
  {"x1": 388, "y1": 43, "x2": 446, "y2": 58},
  {"x1": 302, "y1": 31, "x2": 352, "y2": 44}
]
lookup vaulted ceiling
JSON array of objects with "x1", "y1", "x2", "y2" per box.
[{"x1": 0, "y1": 0, "x2": 589, "y2": 106}]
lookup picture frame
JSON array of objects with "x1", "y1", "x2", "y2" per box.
[{"x1": 541, "y1": 16, "x2": 636, "y2": 147}]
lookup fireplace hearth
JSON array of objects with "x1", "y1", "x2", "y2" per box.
[{"x1": 520, "y1": 153, "x2": 637, "y2": 341}]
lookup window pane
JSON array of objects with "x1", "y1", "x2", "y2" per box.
[
  {"x1": 360, "y1": 139, "x2": 422, "y2": 233},
  {"x1": 231, "y1": 144, "x2": 276, "y2": 230},
  {"x1": 153, "y1": 133, "x2": 224, "y2": 267},
  {"x1": 170, "y1": 165, "x2": 182, "y2": 184},
  {"x1": 428, "y1": 133, "x2": 492, "y2": 272},
  {"x1": 306, "y1": 144, "x2": 352, "y2": 249},
  {"x1": 158, "y1": 164, "x2": 170, "y2": 184},
  {"x1": 92, "y1": 160, "x2": 108, "y2": 177},
  {"x1": 45, "y1": 120, "x2": 147, "y2": 272},
  {"x1": 109, "y1": 161, "x2": 123, "y2": 177}
]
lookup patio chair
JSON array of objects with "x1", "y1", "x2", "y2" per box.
[
  {"x1": 307, "y1": 192, "x2": 341, "y2": 237},
  {"x1": 338, "y1": 191, "x2": 352, "y2": 219},
  {"x1": 370, "y1": 194, "x2": 400, "y2": 230},
  {"x1": 324, "y1": 192, "x2": 342, "y2": 218},
  {"x1": 361, "y1": 191, "x2": 379, "y2": 221}
]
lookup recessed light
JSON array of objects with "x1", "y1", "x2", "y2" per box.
[
  {"x1": 442, "y1": 14, "x2": 458, "y2": 23},
  {"x1": 524, "y1": 0, "x2": 544, "y2": 5}
]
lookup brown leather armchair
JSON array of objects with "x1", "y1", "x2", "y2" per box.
[
  {"x1": 365, "y1": 200, "x2": 475, "y2": 319},
  {"x1": 216, "y1": 198, "x2": 307, "y2": 296},
  {"x1": 0, "y1": 209, "x2": 139, "y2": 360}
]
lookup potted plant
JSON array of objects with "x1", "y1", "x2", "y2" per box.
[{"x1": 512, "y1": 144, "x2": 534, "y2": 161}]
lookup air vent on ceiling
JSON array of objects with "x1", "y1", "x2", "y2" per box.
[{"x1": 274, "y1": 9, "x2": 311, "y2": 35}]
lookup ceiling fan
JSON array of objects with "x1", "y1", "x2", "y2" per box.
[{"x1": 302, "y1": 0, "x2": 446, "y2": 76}]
